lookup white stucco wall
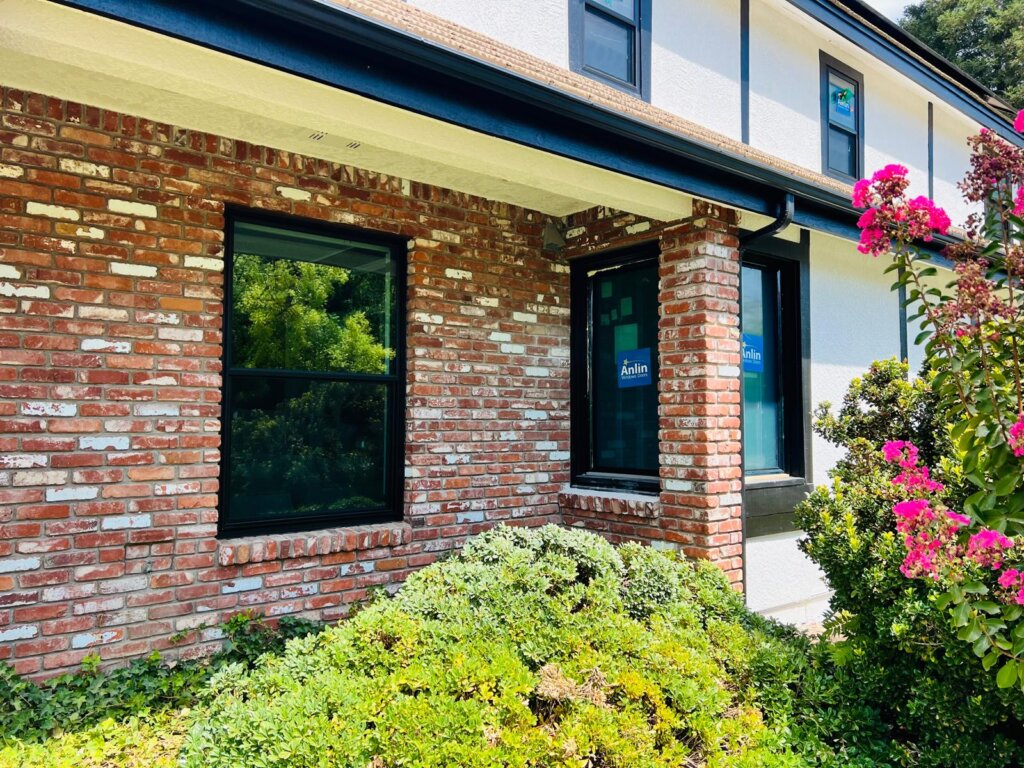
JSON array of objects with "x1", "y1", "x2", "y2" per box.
[
  {"x1": 405, "y1": 0, "x2": 570, "y2": 69},
  {"x1": 747, "y1": 0, "x2": 821, "y2": 170},
  {"x1": 651, "y1": 0, "x2": 741, "y2": 141},
  {"x1": 932, "y1": 105, "x2": 981, "y2": 229},
  {"x1": 745, "y1": 531, "x2": 830, "y2": 625},
  {"x1": 809, "y1": 231, "x2": 903, "y2": 483}
]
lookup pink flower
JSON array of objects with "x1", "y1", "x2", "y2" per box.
[
  {"x1": 852, "y1": 178, "x2": 873, "y2": 208},
  {"x1": 967, "y1": 528, "x2": 1015, "y2": 569},
  {"x1": 1009, "y1": 415, "x2": 1024, "y2": 458},
  {"x1": 947, "y1": 511, "x2": 971, "y2": 527},
  {"x1": 1017, "y1": 587, "x2": 1024, "y2": 606},
  {"x1": 894, "y1": 499, "x2": 931, "y2": 519},
  {"x1": 998, "y1": 568, "x2": 1021, "y2": 589},
  {"x1": 1016, "y1": 109, "x2": 1024, "y2": 133},
  {"x1": 882, "y1": 440, "x2": 906, "y2": 463},
  {"x1": 1015, "y1": 186, "x2": 1024, "y2": 217},
  {"x1": 874, "y1": 164, "x2": 910, "y2": 182}
]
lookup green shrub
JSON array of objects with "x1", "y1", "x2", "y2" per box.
[
  {"x1": 0, "y1": 612, "x2": 324, "y2": 748},
  {"x1": 796, "y1": 359, "x2": 1024, "y2": 767},
  {"x1": 181, "y1": 525, "x2": 812, "y2": 768}
]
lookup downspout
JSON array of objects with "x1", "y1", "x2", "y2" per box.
[
  {"x1": 739, "y1": 192, "x2": 795, "y2": 249},
  {"x1": 736, "y1": 191, "x2": 794, "y2": 600}
]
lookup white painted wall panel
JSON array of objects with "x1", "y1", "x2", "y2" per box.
[
  {"x1": 809, "y1": 231, "x2": 903, "y2": 485},
  {"x1": 748, "y1": 0, "x2": 821, "y2": 170},
  {"x1": 651, "y1": 0, "x2": 741, "y2": 140},
  {"x1": 406, "y1": 0, "x2": 569, "y2": 69},
  {"x1": 745, "y1": 531, "x2": 830, "y2": 624},
  {"x1": 932, "y1": 105, "x2": 981, "y2": 229},
  {"x1": 864, "y1": 67, "x2": 929, "y2": 195}
]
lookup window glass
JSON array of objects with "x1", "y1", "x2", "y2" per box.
[
  {"x1": 827, "y1": 72, "x2": 857, "y2": 132},
  {"x1": 227, "y1": 379, "x2": 390, "y2": 523},
  {"x1": 589, "y1": 0, "x2": 635, "y2": 21},
  {"x1": 742, "y1": 264, "x2": 782, "y2": 474},
  {"x1": 231, "y1": 222, "x2": 396, "y2": 374},
  {"x1": 583, "y1": 8, "x2": 635, "y2": 84},
  {"x1": 590, "y1": 261, "x2": 659, "y2": 474},
  {"x1": 222, "y1": 219, "x2": 400, "y2": 535},
  {"x1": 827, "y1": 126, "x2": 857, "y2": 179}
]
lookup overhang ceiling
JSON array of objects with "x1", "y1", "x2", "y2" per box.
[{"x1": 0, "y1": 0, "x2": 695, "y2": 221}]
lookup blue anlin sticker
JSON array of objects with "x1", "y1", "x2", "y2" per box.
[
  {"x1": 742, "y1": 334, "x2": 764, "y2": 373},
  {"x1": 617, "y1": 348, "x2": 652, "y2": 388}
]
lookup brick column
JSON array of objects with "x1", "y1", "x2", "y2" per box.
[{"x1": 656, "y1": 202, "x2": 743, "y2": 587}]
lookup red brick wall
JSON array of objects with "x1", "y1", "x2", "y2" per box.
[{"x1": 0, "y1": 87, "x2": 569, "y2": 676}]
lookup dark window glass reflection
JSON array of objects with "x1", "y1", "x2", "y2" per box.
[{"x1": 590, "y1": 261, "x2": 659, "y2": 473}]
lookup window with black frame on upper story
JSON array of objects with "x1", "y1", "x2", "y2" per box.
[{"x1": 570, "y1": 0, "x2": 651, "y2": 100}]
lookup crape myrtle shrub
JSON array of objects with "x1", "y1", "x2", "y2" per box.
[
  {"x1": 181, "y1": 524, "x2": 831, "y2": 768},
  {"x1": 797, "y1": 359, "x2": 1024, "y2": 768}
]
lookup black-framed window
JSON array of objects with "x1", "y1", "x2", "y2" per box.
[
  {"x1": 569, "y1": 0, "x2": 652, "y2": 100},
  {"x1": 571, "y1": 245, "x2": 660, "y2": 494},
  {"x1": 741, "y1": 238, "x2": 812, "y2": 536},
  {"x1": 820, "y1": 53, "x2": 864, "y2": 181},
  {"x1": 218, "y1": 213, "x2": 405, "y2": 537}
]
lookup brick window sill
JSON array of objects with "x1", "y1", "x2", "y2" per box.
[
  {"x1": 217, "y1": 522, "x2": 413, "y2": 566},
  {"x1": 559, "y1": 487, "x2": 660, "y2": 519}
]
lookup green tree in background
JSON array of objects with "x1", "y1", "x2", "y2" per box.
[
  {"x1": 232, "y1": 253, "x2": 393, "y2": 374},
  {"x1": 901, "y1": 0, "x2": 1024, "y2": 110}
]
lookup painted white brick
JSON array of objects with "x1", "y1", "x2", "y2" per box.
[
  {"x1": 59, "y1": 159, "x2": 111, "y2": 178},
  {"x1": 0, "y1": 454, "x2": 47, "y2": 469},
  {"x1": 21, "y1": 401, "x2": 76, "y2": 417},
  {"x1": 475, "y1": 296, "x2": 499, "y2": 307},
  {"x1": 108, "y1": 199, "x2": 157, "y2": 218},
  {"x1": 565, "y1": 226, "x2": 586, "y2": 239},
  {"x1": 501, "y1": 343, "x2": 525, "y2": 354},
  {"x1": 111, "y1": 262, "x2": 158, "y2": 278},
  {"x1": 488, "y1": 331, "x2": 511, "y2": 342},
  {"x1": 183, "y1": 256, "x2": 223, "y2": 271},
  {"x1": 222, "y1": 577, "x2": 263, "y2": 594},
  {"x1": 625, "y1": 221, "x2": 652, "y2": 235},
  {"x1": 513, "y1": 312, "x2": 537, "y2": 323},
  {"x1": 157, "y1": 327, "x2": 202, "y2": 341},
  {"x1": 80, "y1": 436, "x2": 130, "y2": 451},
  {"x1": 0, "y1": 557, "x2": 41, "y2": 574},
  {"x1": 80, "y1": 306, "x2": 129, "y2": 321},
  {"x1": 0, "y1": 282, "x2": 49, "y2": 299},
  {"x1": 101, "y1": 514, "x2": 151, "y2": 530},
  {"x1": 431, "y1": 230, "x2": 461, "y2": 244},
  {"x1": 136, "y1": 375, "x2": 178, "y2": 385},
  {"x1": 13, "y1": 470, "x2": 66, "y2": 486},
  {"x1": 445, "y1": 268, "x2": 472, "y2": 280},
  {"x1": 46, "y1": 486, "x2": 99, "y2": 502},
  {"x1": 523, "y1": 410, "x2": 549, "y2": 420},
  {"x1": 71, "y1": 631, "x2": 119, "y2": 649},
  {"x1": 0, "y1": 163, "x2": 24, "y2": 179},
  {"x1": 0, "y1": 626, "x2": 37, "y2": 642},
  {"x1": 275, "y1": 185, "x2": 311, "y2": 201},
  {"x1": 98, "y1": 576, "x2": 149, "y2": 594},
  {"x1": 549, "y1": 451, "x2": 570, "y2": 461},
  {"x1": 26, "y1": 202, "x2": 80, "y2": 221},
  {"x1": 81, "y1": 338, "x2": 131, "y2": 353},
  {"x1": 536, "y1": 441, "x2": 558, "y2": 451},
  {"x1": 135, "y1": 403, "x2": 180, "y2": 417},
  {"x1": 75, "y1": 226, "x2": 105, "y2": 239},
  {"x1": 0, "y1": 264, "x2": 21, "y2": 279},
  {"x1": 525, "y1": 367, "x2": 550, "y2": 377}
]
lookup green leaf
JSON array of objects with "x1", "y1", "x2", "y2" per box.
[{"x1": 996, "y1": 660, "x2": 1018, "y2": 689}]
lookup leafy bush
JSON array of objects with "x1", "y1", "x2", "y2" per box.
[
  {"x1": 796, "y1": 359, "x2": 1024, "y2": 767},
  {"x1": 0, "y1": 611, "x2": 324, "y2": 762},
  {"x1": 181, "y1": 525, "x2": 813, "y2": 768}
]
